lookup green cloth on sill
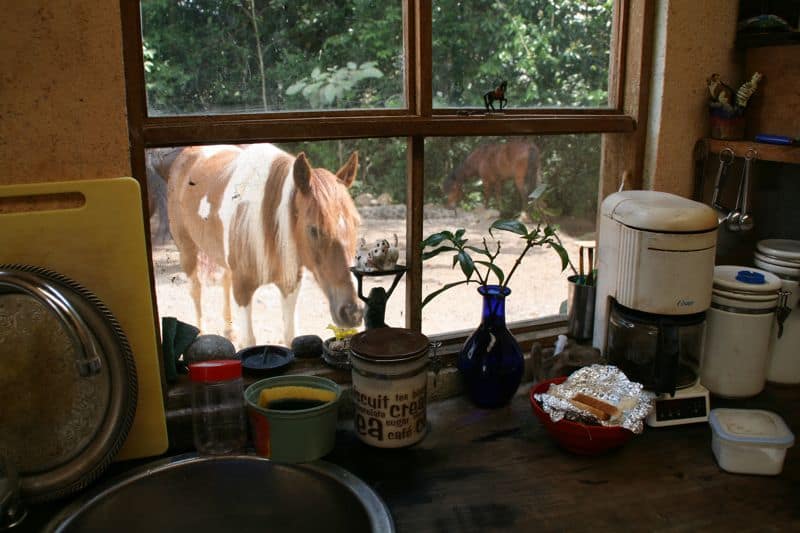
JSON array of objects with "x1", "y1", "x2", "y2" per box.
[{"x1": 161, "y1": 316, "x2": 200, "y2": 383}]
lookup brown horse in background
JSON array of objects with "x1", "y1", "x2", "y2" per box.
[
  {"x1": 442, "y1": 140, "x2": 541, "y2": 210},
  {"x1": 163, "y1": 143, "x2": 363, "y2": 346}
]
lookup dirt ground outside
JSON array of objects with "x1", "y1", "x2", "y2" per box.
[{"x1": 151, "y1": 204, "x2": 595, "y2": 348}]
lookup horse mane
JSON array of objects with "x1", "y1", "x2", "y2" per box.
[{"x1": 304, "y1": 168, "x2": 361, "y2": 241}]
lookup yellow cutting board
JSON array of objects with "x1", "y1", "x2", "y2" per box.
[{"x1": 0, "y1": 177, "x2": 168, "y2": 460}]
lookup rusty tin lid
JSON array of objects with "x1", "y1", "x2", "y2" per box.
[{"x1": 349, "y1": 327, "x2": 429, "y2": 363}]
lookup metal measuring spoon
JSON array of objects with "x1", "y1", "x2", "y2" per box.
[
  {"x1": 737, "y1": 149, "x2": 756, "y2": 232},
  {"x1": 711, "y1": 148, "x2": 734, "y2": 225},
  {"x1": 726, "y1": 172, "x2": 743, "y2": 232}
]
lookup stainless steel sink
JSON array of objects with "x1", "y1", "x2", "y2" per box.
[{"x1": 44, "y1": 454, "x2": 394, "y2": 532}]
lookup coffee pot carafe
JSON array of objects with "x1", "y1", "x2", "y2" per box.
[{"x1": 605, "y1": 302, "x2": 706, "y2": 396}]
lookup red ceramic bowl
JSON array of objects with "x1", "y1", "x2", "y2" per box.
[{"x1": 530, "y1": 377, "x2": 634, "y2": 455}]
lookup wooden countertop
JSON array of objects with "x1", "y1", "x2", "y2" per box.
[
  {"x1": 20, "y1": 381, "x2": 799, "y2": 532},
  {"x1": 326, "y1": 381, "x2": 800, "y2": 533}
]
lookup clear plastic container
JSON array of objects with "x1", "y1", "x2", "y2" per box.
[
  {"x1": 709, "y1": 408, "x2": 795, "y2": 475},
  {"x1": 189, "y1": 360, "x2": 246, "y2": 455}
]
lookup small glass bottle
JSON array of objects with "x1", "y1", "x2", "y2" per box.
[{"x1": 189, "y1": 360, "x2": 246, "y2": 455}]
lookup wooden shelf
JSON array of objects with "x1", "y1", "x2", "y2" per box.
[{"x1": 705, "y1": 138, "x2": 800, "y2": 165}]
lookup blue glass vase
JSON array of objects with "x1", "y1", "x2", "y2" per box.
[{"x1": 457, "y1": 285, "x2": 524, "y2": 408}]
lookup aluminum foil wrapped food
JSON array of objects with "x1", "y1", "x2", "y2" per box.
[{"x1": 533, "y1": 364, "x2": 655, "y2": 434}]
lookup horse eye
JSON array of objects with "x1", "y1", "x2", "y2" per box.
[{"x1": 308, "y1": 226, "x2": 319, "y2": 239}]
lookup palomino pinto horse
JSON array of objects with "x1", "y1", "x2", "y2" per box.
[
  {"x1": 442, "y1": 140, "x2": 540, "y2": 210},
  {"x1": 165, "y1": 144, "x2": 363, "y2": 346}
]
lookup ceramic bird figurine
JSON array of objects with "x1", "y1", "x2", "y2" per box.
[
  {"x1": 736, "y1": 72, "x2": 763, "y2": 108},
  {"x1": 707, "y1": 73, "x2": 736, "y2": 112},
  {"x1": 707, "y1": 72, "x2": 763, "y2": 114}
]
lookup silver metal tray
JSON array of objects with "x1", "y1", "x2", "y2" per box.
[
  {"x1": 45, "y1": 454, "x2": 394, "y2": 533},
  {"x1": 0, "y1": 264, "x2": 137, "y2": 502}
]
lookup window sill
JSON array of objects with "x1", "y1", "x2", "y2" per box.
[
  {"x1": 164, "y1": 318, "x2": 567, "y2": 452},
  {"x1": 141, "y1": 114, "x2": 635, "y2": 145}
]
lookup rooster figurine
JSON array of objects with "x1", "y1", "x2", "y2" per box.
[
  {"x1": 706, "y1": 71, "x2": 763, "y2": 140},
  {"x1": 707, "y1": 72, "x2": 763, "y2": 113}
]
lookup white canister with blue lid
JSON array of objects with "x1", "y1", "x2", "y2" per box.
[
  {"x1": 701, "y1": 266, "x2": 783, "y2": 398},
  {"x1": 709, "y1": 408, "x2": 795, "y2": 475},
  {"x1": 755, "y1": 239, "x2": 800, "y2": 384}
]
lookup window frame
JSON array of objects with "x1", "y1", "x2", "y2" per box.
[{"x1": 121, "y1": 0, "x2": 653, "y2": 343}]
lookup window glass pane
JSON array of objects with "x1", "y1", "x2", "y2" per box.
[
  {"x1": 422, "y1": 135, "x2": 600, "y2": 336},
  {"x1": 147, "y1": 139, "x2": 407, "y2": 347},
  {"x1": 140, "y1": 1, "x2": 405, "y2": 116},
  {"x1": 432, "y1": 1, "x2": 613, "y2": 109}
]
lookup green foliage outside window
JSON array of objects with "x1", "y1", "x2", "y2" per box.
[{"x1": 141, "y1": 0, "x2": 611, "y2": 219}]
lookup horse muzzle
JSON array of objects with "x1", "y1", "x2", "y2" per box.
[{"x1": 335, "y1": 301, "x2": 363, "y2": 328}]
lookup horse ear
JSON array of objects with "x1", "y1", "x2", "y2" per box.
[
  {"x1": 293, "y1": 152, "x2": 313, "y2": 194},
  {"x1": 336, "y1": 151, "x2": 358, "y2": 188}
]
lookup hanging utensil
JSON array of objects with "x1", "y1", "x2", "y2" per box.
[
  {"x1": 727, "y1": 161, "x2": 746, "y2": 232},
  {"x1": 737, "y1": 149, "x2": 756, "y2": 232},
  {"x1": 711, "y1": 148, "x2": 735, "y2": 225}
]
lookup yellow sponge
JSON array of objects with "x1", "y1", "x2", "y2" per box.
[{"x1": 258, "y1": 386, "x2": 336, "y2": 408}]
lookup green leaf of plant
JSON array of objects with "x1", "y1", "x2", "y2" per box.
[
  {"x1": 455, "y1": 228, "x2": 466, "y2": 240},
  {"x1": 464, "y1": 244, "x2": 491, "y2": 257},
  {"x1": 458, "y1": 250, "x2": 475, "y2": 279},
  {"x1": 421, "y1": 232, "x2": 451, "y2": 248},
  {"x1": 285, "y1": 81, "x2": 305, "y2": 95},
  {"x1": 361, "y1": 67, "x2": 384, "y2": 79},
  {"x1": 421, "y1": 280, "x2": 472, "y2": 308},
  {"x1": 324, "y1": 84, "x2": 339, "y2": 105},
  {"x1": 489, "y1": 219, "x2": 528, "y2": 237},
  {"x1": 475, "y1": 260, "x2": 504, "y2": 285},
  {"x1": 550, "y1": 242, "x2": 570, "y2": 272},
  {"x1": 421, "y1": 245, "x2": 458, "y2": 260},
  {"x1": 302, "y1": 81, "x2": 323, "y2": 97},
  {"x1": 527, "y1": 182, "x2": 549, "y2": 201}
]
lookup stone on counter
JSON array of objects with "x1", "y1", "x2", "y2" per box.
[
  {"x1": 291, "y1": 334, "x2": 324, "y2": 359},
  {"x1": 184, "y1": 334, "x2": 237, "y2": 363}
]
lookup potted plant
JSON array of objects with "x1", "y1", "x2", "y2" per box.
[{"x1": 421, "y1": 214, "x2": 571, "y2": 408}]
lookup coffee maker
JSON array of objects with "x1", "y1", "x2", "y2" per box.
[{"x1": 592, "y1": 191, "x2": 718, "y2": 426}]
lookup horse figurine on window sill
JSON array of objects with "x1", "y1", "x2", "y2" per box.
[{"x1": 484, "y1": 80, "x2": 507, "y2": 111}]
